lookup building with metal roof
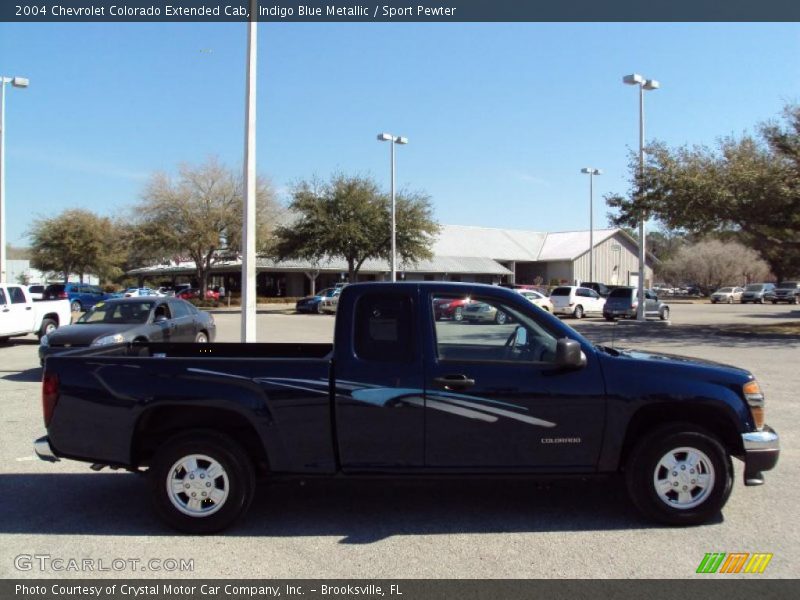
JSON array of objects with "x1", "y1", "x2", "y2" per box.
[{"x1": 129, "y1": 224, "x2": 653, "y2": 297}]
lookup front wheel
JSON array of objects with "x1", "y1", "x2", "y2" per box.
[
  {"x1": 453, "y1": 307, "x2": 463, "y2": 321},
  {"x1": 70, "y1": 301, "x2": 82, "y2": 313},
  {"x1": 660, "y1": 307, "x2": 670, "y2": 321},
  {"x1": 573, "y1": 305, "x2": 584, "y2": 319},
  {"x1": 495, "y1": 311, "x2": 507, "y2": 325},
  {"x1": 195, "y1": 331, "x2": 209, "y2": 343},
  {"x1": 150, "y1": 432, "x2": 255, "y2": 534},
  {"x1": 625, "y1": 425, "x2": 732, "y2": 526}
]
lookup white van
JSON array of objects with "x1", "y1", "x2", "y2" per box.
[{"x1": 549, "y1": 285, "x2": 605, "y2": 319}]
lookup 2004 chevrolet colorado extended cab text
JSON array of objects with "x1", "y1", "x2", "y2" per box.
[{"x1": 34, "y1": 283, "x2": 779, "y2": 533}]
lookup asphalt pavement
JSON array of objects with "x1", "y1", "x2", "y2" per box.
[{"x1": 0, "y1": 302, "x2": 797, "y2": 578}]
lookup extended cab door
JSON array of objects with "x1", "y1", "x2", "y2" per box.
[
  {"x1": 423, "y1": 288, "x2": 606, "y2": 470},
  {"x1": 0, "y1": 287, "x2": 15, "y2": 335},
  {"x1": 4, "y1": 285, "x2": 35, "y2": 335},
  {"x1": 333, "y1": 288, "x2": 425, "y2": 470}
]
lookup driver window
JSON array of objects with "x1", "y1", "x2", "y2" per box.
[{"x1": 431, "y1": 294, "x2": 558, "y2": 364}]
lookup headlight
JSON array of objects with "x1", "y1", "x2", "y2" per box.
[
  {"x1": 40, "y1": 335, "x2": 49, "y2": 347},
  {"x1": 91, "y1": 333, "x2": 126, "y2": 346}
]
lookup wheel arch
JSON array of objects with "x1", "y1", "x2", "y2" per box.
[
  {"x1": 131, "y1": 405, "x2": 270, "y2": 475},
  {"x1": 619, "y1": 403, "x2": 744, "y2": 469}
]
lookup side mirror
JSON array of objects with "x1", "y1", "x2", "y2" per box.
[
  {"x1": 555, "y1": 338, "x2": 586, "y2": 369},
  {"x1": 514, "y1": 326, "x2": 528, "y2": 347}
]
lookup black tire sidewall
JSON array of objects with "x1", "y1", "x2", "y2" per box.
[
  {"x1": 149, "y1": 432, "x2": 255, "y2": 534},
  {"x1": 626, "y1": 426, "x2": 732, "y2": 526},
  {"x1": 39, "y1": 318, "x2": 57, "y2": 338}
]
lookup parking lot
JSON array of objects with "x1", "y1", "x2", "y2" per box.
[{"x1": 0, "y1": 302, "x2": 798, "y2": 578}]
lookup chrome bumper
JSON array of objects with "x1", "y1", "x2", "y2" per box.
[
  {"x1": 34, "y1": 436, "x2": 60, "y2": 462},
  {"x1": 741, "y1": 426, "x2": 779, "y2": 486}
]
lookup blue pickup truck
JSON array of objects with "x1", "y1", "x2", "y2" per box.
[{"x1": 34, "y1": 282, "x2": 779, "y2": 533}]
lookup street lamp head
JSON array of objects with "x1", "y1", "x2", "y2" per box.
[
  {"x1": 11, "y1": 76, "x2": 29, "y2": 88},
  {"x1": 395, "y1": 136, "x2": 408, "y2": 145},
  {"x1": 623, "y1": 73, "x2": 644, "y2": 86},
  {"x1": 377, "y1": 133, "x2": 393, "y2": 142},
  {"x1": 643, "y1": 79, "x2": 660, "y2": 91},
  {"x1": 581, "y1": 168, "x2": 602, "y2": 175}
]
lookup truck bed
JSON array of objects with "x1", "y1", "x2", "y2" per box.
[{"x1": 45, "y1": 342, "x2": 336, "y2": 473}]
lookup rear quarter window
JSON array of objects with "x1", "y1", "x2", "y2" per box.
[
  {"x1": 551, "y1": 287, "x2": 571, "y2": 296},
  {"x1": 354, "y1": 293, "x2": 414, "y2": 363}
]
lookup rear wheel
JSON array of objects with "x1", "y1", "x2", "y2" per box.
[
  {"x1": 39, "y1": 318, "x2": 57, "y2": 339},
  {"x1": 573, "y1": 305, "x2": 584, "y2": 319},
  {"x1": 495, "y1": 311, "x2": 507, "y2": 325},
  {"x1": 660, "y1": 307, "x2": 670, "y2": 321},
  {"x1": 150, "y1": 431, "x2": 255, "y2": 534},
  {"x1": 727, "y1": 297, "x2": 733, "y2": 304},
  {"x1": 195, "y1": 331, "x2": 209, "y2": 343},
  {"x1": 453, "y1": 307, "x2": 463, "y2": 321},
  {"x1": 604, "y1": 315, "x2": 615, "y2": 322},
  {"x1": 625, "y1": 424, "x2": 732, "y2": 525},
  {"x1": 70, "y1": 300, "x2": 82, "y2": 313}
]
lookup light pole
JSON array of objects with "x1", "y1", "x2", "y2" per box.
[
  {"x1": 240, "y1": 0, "x2": 257, "y2": 342},
  {"x1": 0, "y1": 75, "x2": 29, "y2": 283},
  {"x1": 580, "y1": 168, "x2": 602, "y2": 284},
  {"x1": 377, "y1": 133, "x2": 408, "y2": 282},
  {"x1": 623, "y1": 73, "x2": 659, "y2": 320}
]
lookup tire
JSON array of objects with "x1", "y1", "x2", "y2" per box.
[
  {"x1": 727, "y1": 297, "x2": 733, "y2": 304},
  {"x1": 195, "y1": 331, "x2": 209, "y2": 343},
  {"x1": 453, "y1": 307, "x2": 463, "y2": 321},
  {"x1": 573, "y1": 305, "x2": 584, "y2": 319},
  {"x1": 604, "y1": 315, "x2": 615, "y2": 322},
  {"x1": 495, "y1": 311, "x2": 507, "y2": 325},
  {"x1": 39, "y1": 318, "x2": 57, "y2": 339},
  {"x1": 625, "y1": 424, "x2": 733, "y2": 526},
  {"x1": 660, "y1": 307, "x2": 670, "y2": 321},
  {"x1": 0, "y1": 336, "x2": 8, "y2": 345},
  {"x1": 793, "y1": 297, "x2": 799, "y2": 305},
  {"x1": 771, "y1": 301, "x2": 777, "y2": 305},
  {"x1": 149, "y1": 431, "x2": 255, "y2": 534},
  {"x1": 70, "y1": 301, "x2": 82, "y2": 313}
]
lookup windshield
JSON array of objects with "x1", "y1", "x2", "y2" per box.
[
  {"x1": 745, "y1": 284, "x2": 764, "y2": 291},
  {"x1": 777, "y1": 282, "x2": 798, "y2": 289},
  {"x1": 608, "y1": 288, "x2": 633, "y2": 298},
  {"x1": 716, "y1": 287, "x2": 733, "y2": 293},
  {"x1": 77, "y1": 301, "x2": 154, "y2": 324}
]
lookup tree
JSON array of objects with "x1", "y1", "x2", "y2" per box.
[
  {"x1": 28, "y1": 209, "x2": 118, "y2": 283},
  {"x1": 135, "y1": 158, "x2": 278, "y2": 292},
  {"x1": 658, "y1": 239, "x2": 771, "y2": 292},
  {"x1": 271, "y1": 174, "x2": 440, "y2": 281},
  {"x1": 606, "y1": 104, "x2": 800, "y2": 281}
]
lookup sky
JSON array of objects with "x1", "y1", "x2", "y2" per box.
[{"x1": 1, "y1": 21, "x2": 799, "y2": 246}]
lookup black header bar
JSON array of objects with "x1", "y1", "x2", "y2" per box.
[{"x1": 3, "y1": 0, "x2": 800, "y2": 22}]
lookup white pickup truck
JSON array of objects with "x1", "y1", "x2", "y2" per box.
[{"x1": 0, "y1": 283, "x2": 72, "y2": 343}]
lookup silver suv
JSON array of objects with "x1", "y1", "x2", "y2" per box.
[{"x1": 740, "y1": 283, "x2": 776, "y2": 304}]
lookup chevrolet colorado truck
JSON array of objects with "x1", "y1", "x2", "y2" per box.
[
  {"x1": 0, "y1": 282, "x2": 71, "y2": 343},
  {"x1": 34, "y1": 282, "x2": 779, "y2": 533}
]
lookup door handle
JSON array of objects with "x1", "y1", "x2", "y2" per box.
[
  {"x1": 433, "y1": 374, "x2": 476, "y2": 391},
  {"x1": 26, "y1": 307, "x2": 32, "y2": 310}
]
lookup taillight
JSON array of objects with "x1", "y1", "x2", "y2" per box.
[
  {"x1": 42, "y1": 372, "x2": 60, "y2": 427},
  {"x1": 58, "y1": 292, "x2": 68, "y2": 299},
  {"x1": 743, "y1": 380, "x2": 765, "y2": 430}
]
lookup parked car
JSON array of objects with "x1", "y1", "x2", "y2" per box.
[
  {"x1": 549, "y1": 286, "x2": 605, "y2": 319},
  {"x1": 710, "y1": 286, "x2": 745, "y2": 304},
  {"x1": 35, "y1": 282, "x2": 779, "y2": 533},
  {"x1": 603, "y1": 287, "x2": 670, "y2": 321},
  {"x1": 0, "y1": 283, "x2": 72, "y2": 344},
  {"x1": 462, "y1": 300, "x2": 510, "y2": 324},
  {"x1": 39, "y1": 297, "x2": 216, "y2": 365},
  {"x1": 27, "y1": 284, "x2": 45, "y2": 300},
  {"x1": 433, "y1": 296, "x2": 471, "y2": 321},
  {"x1": 296, "y1": 288, "x2": 337, "y2": 314},
  {"x1": 176, "y1": 288, "x2": 219, "y2": 301},
  {"x1": 123, "y1": 287, "x2": 161, "y2": 298},
  {"x1": 581, "y1": 282, "x2": 611, "y2": 297},
  {"x1": 44, "y1": 283, "x2": 109, "y2": 313},
  {"x1": 516, "y1": 289, "x2": 552, "y2": 312},
  {"x1": 769, "y1": 281, "x2": 800, "y2": 304},
  {"x1": 319, "y1": 289, "x2": 341, "y2": 314},
  {"x1": 740, "y1": 283, "x2": 776, "y2": 304}
]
